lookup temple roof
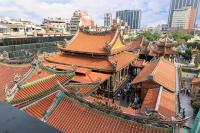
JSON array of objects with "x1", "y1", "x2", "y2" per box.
[
  {"x1": 45, "y1": 51, "x2": 137, "y2": 72},
  {"x1": 42, "y1": 63, "x2": 110, "y2": 83},
  {"x1": 141, "y1": 88, "x2": 159, "y2": 112},
  {"x1": 132, "y1": 58, "x2": 176, "y2": 92},
  {"x1": 11, "y1": 75, "x2": 70, "y2": 104},
  {"x1": 192, "y1": 77, "x2": 200, "y2": 84},
  {"x1": 192, "y1": 77, "x2": 200, "y2": 89},
  {"x1": 132, "y1": 59, "x2": 147, "y2": 68},
  {"x1": 141, "y1": 88, "x2": 176, "y2": 119},
  {"x1": 24, "y1": 68, "x2": 52, "y2": 84},
  {"x1": 64, "y1": 82, "x2": 100, "y2": 96},
  {"x1": 157, "y1": 34, "x2": 176, "y2": 47},
  {"x1": 0, "y1": 63, "x2": 31, "y2": 101},
  {"x1": 72, "y1": 68, "x2": 110, "y2": 83},
  {"x1": 158, "y1": 89, "x2": 176, "y2": 118},
  {"x1": 24, "y1": 92, "x2": 57, "y2": 120},
  {"x1": 23, "y1": 91, "x2": 171, "y2": 133},
  {"x1": 59, "y1": 29, "x2": 129, "y2": 55}
]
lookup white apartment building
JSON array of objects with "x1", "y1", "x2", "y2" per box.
[
  {"x1": 0, "y1": 18, "x2": 37, "y2": 38},
  {"x1": 42, "y1": 17, "x2": 69, "y2": 34}
]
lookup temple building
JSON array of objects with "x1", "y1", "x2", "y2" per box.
[
  {"x1": 0, "y1": 25, "x2": 184, "y2": 132},
  {"x1": 152, "y1": 34, "x2": 177, "y2": 62},
  {"x1": 0, "y1": 58, "x2": 172, "y2": 133},
  {"x1": 44, "y1": 27, "x2": 138, "y2": 97},
  {"x1": 0, "y1": 63, "x2": 31, "y2": 100},
  {"x1": 132, "y1": 58, "x2": 177, "y2": 119},
  {"x1": 131, "y1": 35, "x2": 177, "y2": 62}
]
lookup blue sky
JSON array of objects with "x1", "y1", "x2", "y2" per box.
[{"x1": 0, "y1": 0, "x2": 199, "y2": 27}]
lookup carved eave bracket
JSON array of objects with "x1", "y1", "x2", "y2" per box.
[
  {"x1": 111, "y1": 60, "x2": 118, "y2": 69},
  {"x1": 104, "y1": 41, "x2": 112, "y2": 52}
]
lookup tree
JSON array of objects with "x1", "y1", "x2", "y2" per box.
[
  {"x1": 138, "y1": 31, "x2": 160, "y2": 41},
  {"x1": 176, "y1": 38, "x2": 186, "y2": 45},
  {"x1": 171, "y1": 32, "x2": 193, "y2": 43},
  {"x1": 182, "y1": 49, "x2": 192, "y2": 61},
  {"x1": 195, "y1": 53, "x2": 200, "y2": 67}
]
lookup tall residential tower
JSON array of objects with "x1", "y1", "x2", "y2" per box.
[
  {"x1": 171, "y1": 6, "x2": 196, "y2": 30},
  {"x1": 116, "y1": 10, "x2": 141, "y2": 30},
  {"x1": 104, "y1": 13, "x2": 112, "y2": 27},
  {"x1": 168, "y1": 0, "x2": 200, "y2": 28}
]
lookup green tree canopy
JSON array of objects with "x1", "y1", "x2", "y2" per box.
[
  {"x1": 181, "y1": 49, "x2": 192, "y2": 61},
  {"x1": 138, "y1": 31, "x2": 160, "y2": 41},
  {"x1": 171, "y1": 32, "x2": 193, "y2": 42}
]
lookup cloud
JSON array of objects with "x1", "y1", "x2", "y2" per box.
[{"x1": 0, "y1": 0, "x2": 199, "y2": 27}]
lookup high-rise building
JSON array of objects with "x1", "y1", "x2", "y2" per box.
[
  {"x1": 116, "y1": 10, "x2": 141, "y2": 29},
  {"x1": 69, "y1": 10, "x2": 94, "y2": 35},
  {"x1": 104, "y1": 13, "x2": 112, "y2": 27},
  {"x1": 171, "y1": 6, "x2": 196, "y2": 30},
  {"x1": 168, "y1": 0, "x2": 200, "y2": 28}
]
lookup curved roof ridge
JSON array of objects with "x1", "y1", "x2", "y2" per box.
[
  {"x1": 59, "y1": 28, "x2": 80, "y2": 48},
  {"x1": 42, "y1": 91, "x2": 64, "y2": 122},
  {"x1": 21, "y1": 91, "x2": 58, "y2": 111},
  {"x1": 107, "y1": 28, "x2": 119, "y2": 47}
]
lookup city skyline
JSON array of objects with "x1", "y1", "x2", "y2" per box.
[{"x1": 0, "y1": 0, "x2": 200, "y2": 27}]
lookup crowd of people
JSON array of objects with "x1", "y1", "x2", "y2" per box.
[{"x1": 116, "y1": 83, "x2": 141, "y2": 109}]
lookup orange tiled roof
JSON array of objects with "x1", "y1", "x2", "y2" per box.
[
  {"x1": 42, "y1": 63, "x2": 110, "y2": 83},
  {"x1": 24, "y1": 92, "x2": 57, "y2": 119},
  {"x1": 132, "y1": 59, "x2": 159, "y2": 84},
  {"x1": 0, "y1": 63, "x2": 31, "y2": 101},
  {"x1": 141, "y1": 88, "x2": 159, "y2": 112},
  {"x1": 46, "y1": 51, "x2": 137, "y2": 72},
  {"x1": 192, "y1": 77, "x2": 200, "y2": 84},
  {"x1": 46, "y1": 96, "x2": 170, "y2": 133},
  {"x1": 158, "y1": 89, "x2": 176, "y2": 118},
  {"x1": 64, "y1": 83, "x2": 99, "y2": 96},
  {"x1": 132, "y1": 58, "x2": 176, "y2": 92},
  {"x1": 140, "y1": 88, "x2": 176, "y2": 119},
  {"x1": 60, "y1": 30, "x2": 115, "y2": 54},
  {"x1": 192, "y1": 77, "x2": 200, "y2": 89},
  {"x1": 25, "y1": 68, "x2": 52, "y2": 84},
  {"x1": 128, "y1": 39, "x2": 143, "y2": 52},
  {"x1": 132, "y1": 59, "x2": 146, "y2": 68},
  {"x1": 12, "y1": 75, "x2": 68, "y2": 103},
  {"x1": 23, "y1": 92, "x2": 171, "y2": 133},
  {"x1": 72, "y1": 70, "x2": 110, "y2": 83},
  {"x1": 43, "y1": 62, "x2": 73, "y2": 71}
]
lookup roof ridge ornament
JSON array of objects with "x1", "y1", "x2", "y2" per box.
[
  {"x1": 104, "y1": 41, "x2": 112, "y2": 52},
  {"x1": 42, "y1": 91, "x2": 64, "y2": 122}
]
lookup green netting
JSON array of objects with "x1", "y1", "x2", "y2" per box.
[{"x1": 191, "y1": 109, "x2": 200, "y2": 133}]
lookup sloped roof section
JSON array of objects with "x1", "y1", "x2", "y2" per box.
[
  {"x1": 158, "y1": 89, "x2": 176, "y2": 118},
  {"x1": 59, "y1": 30, "x2": 115, "y2": 54},
  {"x1": 141, "y1": 88, "x2": 159, "y2": 112},
  {"x1": 46, "y1": 96, "x2": 170, "y2": 133},
  {"x1": 132, "y1": 58, "x2": 176, "y2": 92},
  {"x1": 24, "y1": 92, "x2": 57, "y2": 119},
  {"x1": 132, "y1": 60, "x2": 159, "y2": 84},
  {"x1": 64, "y1": 82, "x2": 100, "y2": 96},
  {"x1": 11, "y1": 74, "x2": 72, "y2": 104},
  {"x1": 46, "y1": 51, "x2": 137, "y2": 72},
  {"x1": 59, "y1": 29, "x2": 128, "y2": 55},
  {"x1": 0, "y1": 63, "x2": 31, "y2": 101}
]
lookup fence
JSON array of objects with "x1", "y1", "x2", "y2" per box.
[{"x1": 0, "y1": 35, "x2": 72, "y2": 46}]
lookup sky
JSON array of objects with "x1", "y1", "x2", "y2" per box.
[{"x1": 0, "y1": 0, "x2": 199, "y2": 27}]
